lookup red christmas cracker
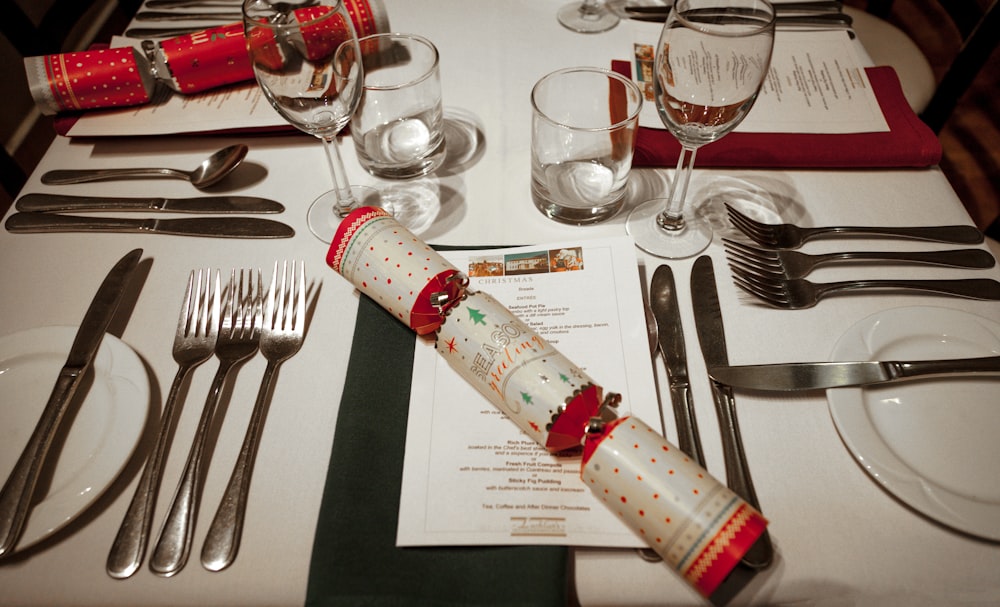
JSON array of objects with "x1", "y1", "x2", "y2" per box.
[
  {"x1": 326, "y1": 207, "x2": 769, "y2": 597},
  {"x1": 24, "y1": 0, "x2": 389, "y2": 114},
  {"x1": 25, "y1": 47, "x2": 155, "y2": 115}
]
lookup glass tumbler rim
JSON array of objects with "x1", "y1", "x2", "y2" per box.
[
  {"x1": 356, "y1": 32, "x2": 440, "y2": 91},
  {"x1": 671, "y1": 0, "x2": 776, "y2": 37},
  {"x1": 530, "y1": 66, "x2": 644, "y2": 133}
]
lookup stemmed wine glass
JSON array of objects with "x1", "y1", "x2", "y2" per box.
[
  {"x1": 625, "y1": 0, "x2": 775, "y2": 258},
  {"x1": 243, "y1": 0, "x2": 379, "y2": 243},
  {"x1": 557, "y1": 0, "x2": 620, "y2": 33}
]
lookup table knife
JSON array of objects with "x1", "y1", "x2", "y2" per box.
[
  {"x1": 691, "y1": 255, "x2": 773, "y2": 570},
  {"x1": 145, "y1": 0, "x2": 243, "y2": 7},
  {"x1": 709, "y1": 355, "x2": 1000, "y2": 391},
  {"x1": 650, "y1": 265, "x2": 705, "y2": 465},
  {"x1": 0, "y1": 248, "x2": 143, "y2": 558},
  {"x1": 135, "y1": 11, "x2": 238, "y2": 21},
  {"x1": 16, "y1": 193, "x2": 284, "y2": 214},
  {"x1": 5, "y1": 213, "x2": 294, "y2": 238}
]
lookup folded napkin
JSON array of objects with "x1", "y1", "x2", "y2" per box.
[
  {"x1": 306, "y1": 294, "x2": 568, "y2": 607},
  {"x1": 611, "y1": 62, "x2": 942, "y2": 169}
]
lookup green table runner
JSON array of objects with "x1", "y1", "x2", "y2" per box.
[{"x1": 306, "y1": 295, "x2": 568, "y2": 606}]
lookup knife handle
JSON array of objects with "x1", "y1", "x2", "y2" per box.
[
  {"x1": 712, "y1": 381, "x2": 773, "y2": 570},
  {"x1": 0, "y1": 372, "x2": 81, "y2": 557},
  {"x1": 669, "y1": 385, "x2": 706, "y2": 467},
  {"x1": 895, "y1": 356, "x2": 1000, "y2": 379},
  {"x1": 6, "y1": 213, "x2": 147, "y2": 233}
]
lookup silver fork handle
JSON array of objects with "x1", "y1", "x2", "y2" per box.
[
  {"x1": 149, "y1": 361, "x2": 231, "y2": 577},
  {"x1": 201, "y1": 360, "x2": 280, "y2": 572},
  {"x1": 42, "y1": 168, "x2": 187, "y2": 185},
  {"x1": 817, "y1": 248, "x2": 995, "y2": 269},
  {"x1": 822, "y1": 278, "x2": 1000, "y2": 300},
  {"x1": 107, "y1": 364, "x2": 196, "y2": 579},
  {"x1": 803, "y1": 224, "x2": 984, "y2": 245}
]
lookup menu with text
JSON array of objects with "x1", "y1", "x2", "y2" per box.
[
  {"x1": 397, "y1": 236, "x2": 660, "y2": 547},
  {"x1": 630, "y1": 25, "x2": 889, "y2": 134}
]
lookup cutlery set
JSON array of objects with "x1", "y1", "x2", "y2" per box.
[
  {"x1": 108, "y1": 261, "x2": 306, "y2": 578},
  {"x1": 624, "y1": 0, "x2": 854, "y2": 29},
  {"x1": 723, "y1": 203, "x2": 999, "y2": 307},
  {"x1": 0, "y1": 249, "x2": 144, "y2": 559}
]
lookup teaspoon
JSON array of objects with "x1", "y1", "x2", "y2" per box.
[{"x1": 41, "y1": 144, "x2": 248, "y2": 190}]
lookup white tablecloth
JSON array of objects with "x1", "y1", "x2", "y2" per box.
[{"x1": 1, "y1": 1, "x2": 999, "y2": 605}]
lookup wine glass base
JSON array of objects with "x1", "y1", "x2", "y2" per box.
[
  {"x1": 307, "y1": 185, "x2": 383, "y2": 243},
  {"x1": 557, "y1": 2, "x2": 620, "y2": 33},
  {"x1": 625, "y1": 198, "x2": 713, "y2": 259}
]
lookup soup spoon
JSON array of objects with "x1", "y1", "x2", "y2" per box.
[{"x1": 41, "y1": 145, "x2": 248, "y2": 190}]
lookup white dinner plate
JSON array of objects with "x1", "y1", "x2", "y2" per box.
[
  {"x1": 0, "y1": 326, "x2": 148, "y2": 551},
  {"x1": 827, "y1": 306, "x2": 1000, "y2": 540}
]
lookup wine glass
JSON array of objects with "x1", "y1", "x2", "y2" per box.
[
  {"x1": 625, "y1": 0, "x2": 775, "y2": 259},
  {"x1": 557, "y1": 0, "x2": 620, "y2": 33},
  {"x1": 243, "y1": 0, "x2": 379, "y2": 243}
]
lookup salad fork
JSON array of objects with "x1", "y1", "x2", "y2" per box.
[
  {"x1": 723, "y1": 238, "x2": 996, "y2": 279},
  {"x1": 150, "y1": 269, "x2": 261, "y2": 577},
  {"x1": 731, "y1": 266, "x2": 1000, "y2": 308},
  {"x1": 724, "y1": 203, "x2": 985, "y2": 249},
  {"x1": 201, "y1": 261, "x2": 306, "y2": 572},
  {"x1": 107, "y1": 269, "x2": 219, "y2": 579}
]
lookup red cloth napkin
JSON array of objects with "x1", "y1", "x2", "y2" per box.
[{"x1": 612, "y1": 61, "x2": 942, "y2": 169}]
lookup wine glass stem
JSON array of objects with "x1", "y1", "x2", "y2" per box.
[
  {"x1": 322, "y1": 135, "x2": 357, "y2": 218},
  {"x1": 657, "y1": 145, "x2": 699, "y2": 232},
  {"x1": 579, "y1": 0, "x2": 603, "y2": 16}
]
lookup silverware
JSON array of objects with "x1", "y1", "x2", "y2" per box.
[
  {"x1": 135, "y1": 10, "x2": 239, "y2": 21},
  {"x1": 650, "y1": 265, "x2": 705, "y2": 465},
  {"x1": 709, "y1": 355, "x2": 1000, "y2": 391},
  {"x1": 691, "y1": 255, "x2": 773, "y2": 570},
  {"x1": 150, "y1": 269, "x2": 261, "y2": 577},
  {"x1": 731, "y1": 269, "x2": 1000, "y2": 309},
  {"x1": 125, "y1": 26, "x2": 212, "y2": 37},
  {"x1": 625, "y1": 1, "x2": 844, "y2": 14},
  {"x1": 107, "y1": 269, "x2": 220, "y2": 579},
  {"x1": 0, "y1": 248, "x2": 143, "y2": 558},
  {"x1": 202, "y1": 261, "x2": 306, "y2": 572},
  {"x1": 41, "y1": 145, "x2": 247, "y2": 190},
  {"x1": 145, "y1": 0, "x2": 243, "y2": 7},
  {"x1": 17, "y1": 193, "x2": 284, "y2": 214},
  {"x1": 723, "y1": 238, "x2": 996, "y2": 279},
  {"x1": 5, "y1": 213, "x2": 295, "y2": 238},
  {"x1": 631, "y1": 12, "x2": 852, "y2": 27},
  {"x1": 726, "y1": 203, "x2": 985, "y2": 249}
]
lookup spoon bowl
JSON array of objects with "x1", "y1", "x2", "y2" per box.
[{"x1": 40, "y1": 144, "x2": 248, "y2": 190}]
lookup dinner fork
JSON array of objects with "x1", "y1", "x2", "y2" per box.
[
  {"x1": 724, "y1": 203, "x2": 985, "y2": 249},
  {"x1": 723, "y1": 238, "x2": 996, "y2": 279},
  {"x1": 149, "y1": 269, "x2": 261, "y2": 577},
  {"x1": 201, "y1": 261, "x2": 306, "y2": 572},
  {"x1": 107, "y1": 269, "x2": 219, "y2": 579},
  {"x1": 731, "y1": 266, "x2": 1000, "y2": 308}
]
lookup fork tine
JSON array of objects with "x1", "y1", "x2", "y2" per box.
[
  {"x1": 294, "y1": 261, "x2": 305, "y2": 332},
  {"x1": 725, "y1": 204, "x2": 779, "y2": 245},
  {"x1": 730, "y1": 266, "x2": 787, "y2": 297},
  {"x1": 731, "y1": 275, "x2": 786, "y2": 307},
  {"x1": 722, "y1": 238, "x2": 779, "y2": 263},
  {"x1": 723, "y1": 240, "x2": 782, "y2": 270}
]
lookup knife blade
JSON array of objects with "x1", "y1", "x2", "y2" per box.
[
  {"x1": 691, "y1": 255, "x2": 773, "y2": 570},
  {"x1": 709, "y1": 355, "x2": 1000, "y2": 391},
  {"x1": 125, "y1": 26, "x2": 210, "y2": 38},
  {"x1": 145, "y1": 0, "x2": 243, "y2": 7},
  {"x1": 16, "y1": 193, "x2": 284, "y2": 214},
  {"x1": 135, "y1": 10, "x2": 239, "y2": 21},
  {"x1": 5, "y1": 213, "x2": 294, "y2": 238},
  {"x1": 650, "y1": 265, "x2": 705, "y2": 465},
  {"x1": 0, "y1": 248, "x2": 143, "y2": 558}
]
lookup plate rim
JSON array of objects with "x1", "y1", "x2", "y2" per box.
[
  {"x1": 827, "y1": 305, "x2": 1000, "y2": 540},
  {"x1": 0, "y1": 325, "x2": 149, "y2": 551}
]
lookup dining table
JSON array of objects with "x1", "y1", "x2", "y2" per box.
[{"x1": 2, "y1": 0, "x2": 999, "y2": 605}]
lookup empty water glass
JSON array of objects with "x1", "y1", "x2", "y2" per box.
[{"x1": 352, "y1": 33, "x2": 446, "y2": 179}]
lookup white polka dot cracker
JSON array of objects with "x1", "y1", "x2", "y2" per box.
[
  {"x1": 327, "y1": 207, "x2": 770, "y2": 596},
  {"x1": 582, "y1": 417, "x2": 768, "y2": 597},
  {"x1": 25, "y1": 47, "x2": 154, "y2": 116},
  {"x1": 436, "y1": 290, "x2": 603, "y2": 451},
  {"x1": 328, "y1": 207, "x2": 462, "y2": 335}
]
